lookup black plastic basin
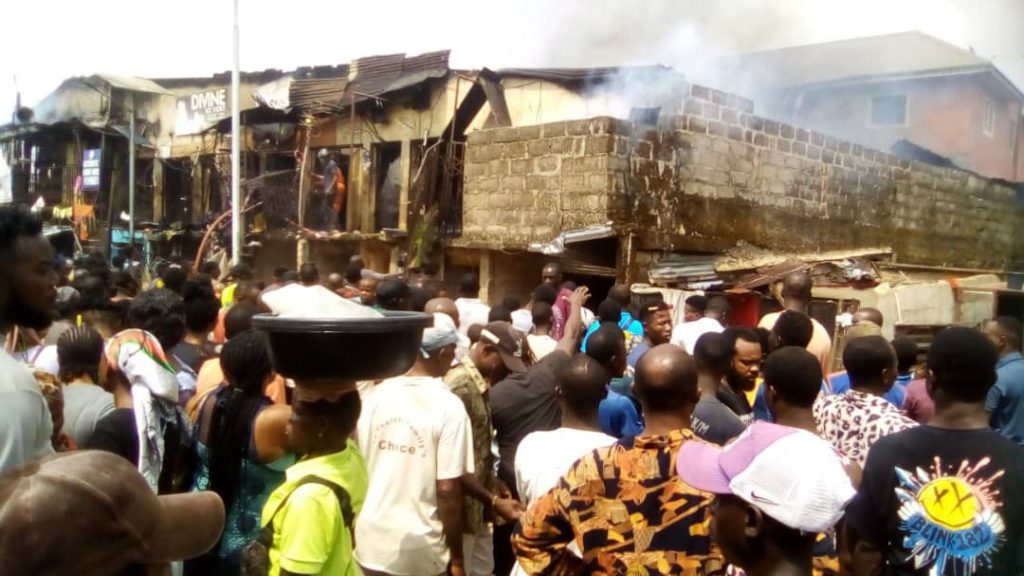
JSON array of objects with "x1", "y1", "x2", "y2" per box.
[{"x1": 252, "y1": 311, "x2": 433, "y2": 382}]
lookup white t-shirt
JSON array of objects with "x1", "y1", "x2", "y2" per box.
[
  {"x1": 14, "y1": 345, "x2": 59, "y2": 376},
  {"x1": 512, "y1": 427, "x2": 616, "y2": 576},
  {"x1": 0, "y1": 349, "x2": 54, "y2": 474},
  {"x1": 514, "y1": 427, "x2": 617, "y2": 507},
  {"x1": 669, "y1": 317, "x2": 724, "y2": 355},
  {"x1": 355, "y1": 375, "x2": 475, "y2": 576},
  {"x1": 527, "y1": 334, "x2": 558, "y2": 361},
  {"x1": 455, "y1": 298, "x2": 490, "y2": 336}
]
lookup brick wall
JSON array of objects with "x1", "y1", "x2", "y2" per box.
[{"x1": 462, "y1": 85, "x2": 1024, "y2": 270}]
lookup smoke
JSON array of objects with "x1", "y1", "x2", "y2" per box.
[
  {"x1": 498, "y1": 0, "x2": 1024, "y2": 164},
  {"x1": 515, "y1": 0, "x2": 994, "y2": 119}
]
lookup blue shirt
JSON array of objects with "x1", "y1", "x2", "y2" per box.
[
  {"x1": 581, "y1": 313, "x2": 644, "y2": 353},
  {"x1": 987, "y1": 352, "x2": 1024, "y2": 445},
  {"x1": 598, "y1": 389, "x2": 644, "y2": 439},
  {"x1": 626, "y1": 342, "x2": 650, "y2": 370},
  {"x1": 828, "y1": 372, "x2": 906, "y2": 407}
]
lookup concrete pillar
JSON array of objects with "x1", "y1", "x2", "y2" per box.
[
  {"x1": 617, "y1": 233, "x2": 638, "y2": 286},
  {"x1": 152, "y1": 160, "x2": 164, "y2": 223},
  {"x1": 399, "y1": 139, "x2": 411, "y2": 231},
  {"x1": 479, "y1": 249, "x2": 495, "y2": 305}
]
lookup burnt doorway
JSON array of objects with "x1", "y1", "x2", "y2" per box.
[
  {"x1": 374, "y1": 142, "x2": 402, "y2": 231},
  {"x1": 163, "y1": 158, "x2": 193, "y2": 225}
]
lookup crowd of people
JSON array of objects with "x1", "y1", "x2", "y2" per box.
[{"x1": 0, "y1": 202, "x2": 1021, "y2": 576}]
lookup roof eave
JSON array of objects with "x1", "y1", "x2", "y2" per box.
[{"x1": 789, "y1": 65, "x2": 1024, "y2": 103}]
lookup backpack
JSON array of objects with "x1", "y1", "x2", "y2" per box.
[{"x1": 240, "y1": 475, "x2": 355, "y2": 576}]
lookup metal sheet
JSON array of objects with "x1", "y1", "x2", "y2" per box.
[{"x1": 93, "y1": 74, "x2": 171, "y2": 95}]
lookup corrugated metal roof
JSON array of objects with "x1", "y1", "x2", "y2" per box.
[
  {"x1": 92, "y1": 74, "x2": 171, "y2": 95},
  {"x1": 289, "y1": 78, "x2": 350, "y2": 112},
  {"x1": 285, "y1": 51, "x2": 450, "y2": 112},
  {"x1": 648, "y1": 254, "x2": 721, "y2": 287},
  {"x1": 346, "y1": 50, "x2": 450, "y2": 102},
  {"x1": 731, "y1": 32, "x2": 1019, "y2": 95}
]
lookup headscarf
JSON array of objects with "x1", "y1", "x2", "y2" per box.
[
  {"x1": 105, "y1": 329, "x2": 182, "y2": 492},
  {"x1": 422, "y1": 313, "x2": 459, "y2": 358}
]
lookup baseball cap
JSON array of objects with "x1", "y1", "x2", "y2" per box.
[
  {"x1": 480, "y1": 321, "x2": 528, "y2": 373},
  {"x1": 676, "y1": 422, "x2": 855, "y2": 533},
  {"x1": 0, "y1": 450, "x2": 225, "y2": 575},
  {"x1": 639, "y1": 301, "x2": 673, "y2": 322}
]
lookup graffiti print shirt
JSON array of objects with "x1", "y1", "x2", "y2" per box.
[
  {"x1": 846, "y1": 426, "x2": 1024, "y2": 575},
  {"x1": 512, "y1": 429, "x2": 725, "y2": 576},
  {"x1": 813, "y1": 388, "x2": 917, "y2": 467}
]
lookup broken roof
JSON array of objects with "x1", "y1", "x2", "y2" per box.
[
  {"x1": 347, "y1": 50, "x2": 450, "y2": 99},
  {"x1": 733, "y1": 31, "x2": 1024, "y2": 101},
  {"x1": 270, "y1": 51, "x2": 450, "y2": 113}
]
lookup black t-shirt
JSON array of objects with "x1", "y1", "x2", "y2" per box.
[
  {"x1": 716, "y1": 385, "x2": 752, "y2": 417},
  {"x1": 846, "y1": 426, "x2": 1024, "y2": 575},
  {"x1": 691, "y1": 396, "x2": 747, "y2": 445},
  {"x1": 170, "y1": 341, "x2": 215, "y2": 374},
  {"x1": 84, "y1": 408, "x2": 140, "y2": 464},
  {"x1": 489, "y1": 350, "x2": 569, "y2": 491}
]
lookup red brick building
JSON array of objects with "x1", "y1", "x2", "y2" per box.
[{"x1": 731, "y1": 32, "x2": 1024, "y2": 181}]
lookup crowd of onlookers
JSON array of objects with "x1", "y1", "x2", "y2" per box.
[{"x1": 0, "y1": 202, "x2": 1021, "y2": 576}]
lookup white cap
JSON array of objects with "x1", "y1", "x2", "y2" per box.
[{"x1": 677, "y1": 422, "x2": 855, "y2": 533}]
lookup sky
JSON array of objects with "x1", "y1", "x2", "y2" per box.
[{"x1": 2, "y1": 0, "x2": 1023, "y2": 117}]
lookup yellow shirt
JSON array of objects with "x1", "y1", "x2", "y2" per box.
[
  {"x1": 261, "y1": 441, "x2": 368, "y2": 576},
  {"x1": 220, "y1": 282, "x2": 238, "y2": 308}
]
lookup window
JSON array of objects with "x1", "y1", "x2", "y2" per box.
[
  {"x1": 870, "y1": 94, "x2": 907, "y2": 125},
  {"x1": 983, "y1": 99, "x2": 996, "y2": 137}
]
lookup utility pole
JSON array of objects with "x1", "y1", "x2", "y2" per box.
[
  {"x1": 230, "y1": 0, "x2": 242, "y2": 264},
  {"x1": 128, "y1": 91, "x2": 135, "y2": 244}
]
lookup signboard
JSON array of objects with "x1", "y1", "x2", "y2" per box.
[
  {"x1": 82, "y1": 148, "x2": 102, "y2": 191},
  {"x1": 175, "y1": 88, "x2": 229, "y2": 135}
]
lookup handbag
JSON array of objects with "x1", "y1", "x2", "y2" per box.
[{"x1": 239, "y1": 475, "x2": 354, "y2": 576}]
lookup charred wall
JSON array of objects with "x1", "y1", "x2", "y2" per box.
[{"x1": 462, "y1": 85, "x2": 1024, "y2": 270}]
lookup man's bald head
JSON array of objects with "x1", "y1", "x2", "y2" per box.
[
  {"x1": 425, "y1": 297, "x2": 460, "y2": 326},
  {"x1": 558, "y1": 354, "x2": 610, "y2": 417},
  {"x1": 854, "y1": 307, "x2": 883, "y2": 327},
  {"x1": 326, "y1": 273, "x2": 344, "y2": 291},
  {"x1": 634, "y1": 344, "x2": 699, "y2": 415},
  {"x1": 608, "y1": 284, "x2": 631, "y2": 308},
  {"x1": 781, "y1": 271, "x2": 812, "y2": 303},
  {"x1": 541, "y1": 262, "x2": 562, "y2": 288}
]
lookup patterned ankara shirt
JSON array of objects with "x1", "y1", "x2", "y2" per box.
[
  {"x1": 813, "y1": 389, "x2": 916, "y2": 467},
  {"x1": 512, "y1": 429, "x2": 725, "y2": 576},
  {"x1": 444, "y1": 356, "x2": 494, "y2": 534}
]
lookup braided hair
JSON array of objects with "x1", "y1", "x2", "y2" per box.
[
  {"x1": 56, "y1": 326, "x2": 104, "y2": 384},
  {"x1": 206, "y1": 330, "x2": 274, "y2": 514}
]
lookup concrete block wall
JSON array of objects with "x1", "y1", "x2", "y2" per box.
[
  {"x1": 462, "y1": 84, "x2": 1024, "y2": 270},
  {"x1": 655, "y1": 84, "x2": 1022, "y2": 268},
  {"x1": 462, "y1": 118, "x2": 633, "y2": 245}
]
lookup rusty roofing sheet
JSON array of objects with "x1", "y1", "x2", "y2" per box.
[
  {"x1": 346, "y1": 50, "x2": 450, "y2": 102},
  {"x1": 733, "y1": 259, "x2": 809, "y2": 290},
  {"x1": 284, "y1": 51, "x2": 450, "y2": 111},
  {"x1": 289, "y1": 78, "x2": 350, "y2": 112}
]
